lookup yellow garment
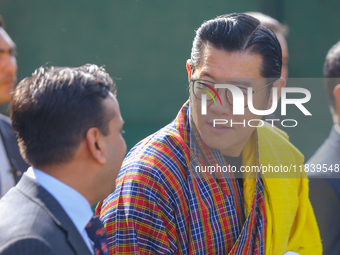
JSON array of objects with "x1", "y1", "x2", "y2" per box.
[{"x1": 242, "y1": 122, "x2": 322, "y2": 255}]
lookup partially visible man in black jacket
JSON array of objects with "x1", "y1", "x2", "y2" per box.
[
  {"x1": 308, "y1": 40, "x2": 340, "y2": 255},
  {"x1": 0, "y1": 15, "x2": 29, "y2": 198}
]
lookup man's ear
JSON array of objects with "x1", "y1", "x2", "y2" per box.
[
  {"x1": 85, "y1": 127, "x2": 107, "y2": 165},
  {"x1": 266, "y1": 77, "x2": 286, "y2": 109},
  {"x1": 333, "y1": 84, "x2": 340, "y2": 115},
  {"x1": 186, "y1": 59, "x2": 192, "y2": 82}
]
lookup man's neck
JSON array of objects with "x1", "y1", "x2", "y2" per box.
[{"x1": 37, "y1": 163, "x2": 97, "y2": 206}]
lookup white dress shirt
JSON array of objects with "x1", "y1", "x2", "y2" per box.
[
  {"x1": 335, "y1": 124, "x2": 340, "y2": 135},
  {"x1": 25, "y1": 167, "x2": 94, "y2": 254},
  {"x1": 0, "y1": 134, "x2": 15, "y2": 198}
]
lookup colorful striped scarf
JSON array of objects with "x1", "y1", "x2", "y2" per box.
[{"x1": 97, "y1": 100, "x2": 266, "y2": 254}]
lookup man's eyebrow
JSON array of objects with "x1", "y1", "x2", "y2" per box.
[
  {"x1": 0, "y1": 46, "x2": 17, "y2": 53},
  {"x1": 199, "y1": 71, "x2": 218, "y2": 82},
  {"x1": 199, "y1": 71, "x2": 213, "y2": 78}
]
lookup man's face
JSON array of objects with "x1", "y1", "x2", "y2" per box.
[
  {"x1": 188, "y1": 44, "x2": 271, "y2": 157},
  {"x1": 0, "y1": 27, "x2": 17, "y2": 104},
  {"x1": 276, "y1": 32, "x2": 289, "y2": 79},
  {"x1": 100, "y1": 93, "x2": 127, "y2": 195}
]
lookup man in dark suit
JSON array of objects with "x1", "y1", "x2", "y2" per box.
[
  {"x1": 308, "y1": 40, "x2": 340, "y2": 254},
  {"x1": 0, "y1": 64, "x2": 127, "y2": 254},
  {"x1": 0, "y1": 15, "x2": 29, "y2": 197}
]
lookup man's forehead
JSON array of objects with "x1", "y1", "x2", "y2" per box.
[{"x1": 195, "y1": 46, "x2": 263, "y2": 79}]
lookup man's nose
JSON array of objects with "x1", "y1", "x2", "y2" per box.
[{"x1": 209, "y1": 89, "x2": 232, "y2": 116}]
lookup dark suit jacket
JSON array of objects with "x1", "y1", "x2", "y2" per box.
[
  {"x1": 308, "y1": 125, "x2": 340, "y2": 255},
  {"x1": 0, "y1": 174, "x2": 92, "y2": 255},
  {"x1": 0, "y1": 114, "x2": 29, "y2": 183}
]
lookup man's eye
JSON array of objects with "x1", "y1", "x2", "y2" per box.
[
  {"x1": 198, "y1": 82, "x2": 208, "y2": 87},
  {"x1": 198, "y1": 82, "x2": 213, "y2": 88},
  {"x1": 11, "y1": 50, "x2": 18, "y2": 57},
  {"x1": 239, "y1": 87, "x2": 248, "y2": 95}
]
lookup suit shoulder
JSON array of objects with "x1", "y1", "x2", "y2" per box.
[
  {"x1": 0, "y1": 186, "x2": 83, "y2": 255},
  {"x1": 0, "y1": 113, "x2": 17, "y2": 141},
  {"x1": 0, "y1": 236, "x2": 56, "y2": 255},
  {"x1": 307, "y1": 131, "x2": 340, "y2": 165},
  {"x1": 0, "y1": 114, "x2": 12, "y2": 131},
  {"x1": 0, "y1": 113, "x2": 11, "y2": 124},
  {"x1": 0, "y1": 188, "x2": 63, "y2": 246},
  {"x1": 307, "y1": 139, "x2": 331, "y2": 165},
  {"x1": 0, "y1": 113, "x2": 29, "y2": 174}
]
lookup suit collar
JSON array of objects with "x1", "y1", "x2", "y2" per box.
[
  {"x1": 16, "y1": 174, "x2": 92, "y2": 255},
  {"x1": 326, "y1": 125, "x2": 340, "y2": 150},
  {"x1": 26, "y1": 167, "x2": 93, "y2": 239},
  {"x1": 330, "y1": 124, "x2": 340, "y2": 140},
  {"x1": 0, "y1": 115, "x2": 29, "y2": 182}
]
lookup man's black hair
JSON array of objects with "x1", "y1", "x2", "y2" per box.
[
  {"x1": 10, "y1": 64, "x2": 116, "y2": 167},
  {"x1": 324, "y1": 41, "x2": 340, "y2": 112},
  {"x1": 0, "y1": 15, "x2": 4, "y2": 28},
  {"x1": 190, "y1": 13, "x2": 282, "y2": 83}
]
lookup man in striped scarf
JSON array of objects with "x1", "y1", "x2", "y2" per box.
[{"x1": 97, "y1": 13, "x2": 321, "y2": 255}]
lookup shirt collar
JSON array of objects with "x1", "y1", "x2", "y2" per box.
[
  {"x1": 25, "y1": 167, "x2": 93, "y2": 235},
  {"x1": 334, "y1": 124, "x2": 340, "y2": 135}
]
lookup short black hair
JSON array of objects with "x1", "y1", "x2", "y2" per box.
[
  {"x1": 0, "y1": 15, "x2": 4, "y2": 28},
  {"x1": 190, "y1": 13, "x2": 282, "y2": 83},
  {"x1": 10, "y1": 64, "x2": 116, "y2": 167},
  {"x1": 324, "y1": 41, "x2": 340, "y2": 112}
]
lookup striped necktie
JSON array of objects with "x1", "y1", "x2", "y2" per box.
[{"x1": 85, "y1": 216, "x2": 109, "y2": 255}]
